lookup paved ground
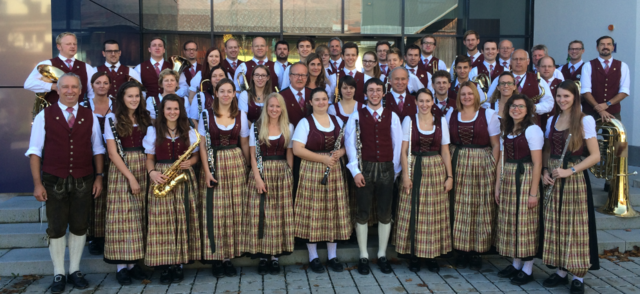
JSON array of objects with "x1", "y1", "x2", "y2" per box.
[{"x1": 2, "y1": 256, "x2": 640, "y2": 294}]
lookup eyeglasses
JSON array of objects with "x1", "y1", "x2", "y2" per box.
[
  {"x1": 422, "y1": 42, "x2": 435, "y2": 46},
  {"x1": 290, "y1": 73, "x2": 308, "y2": 79},
  {"x1": 254, "y1": 74, "x2": 269, "y2": 79},
  {"x1": 104, "y1": 50, "x2": 120, "y2": 54},
  {"x1": 510, "y1": 104, "x2": 526, "y2": 109},
  {"x1": 499, "y1": 82, "x2": 515, "y2": 87},
  {"x1": 362, "y1": 60, "x2": 376, "y2": 64},
  {"x1": 184, "y1": 48, "x2": 197, "y2": 52}
]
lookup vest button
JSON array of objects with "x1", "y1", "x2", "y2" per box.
[
  {"x1": 70, "y1": 164, "x2": 73, "y2": 167},
  {"x1": 70, "y1": 152, "x2": 73, "y2": 154},
  {"x1": 69, "y1": 170, "x2": 73, "y2": 173},
  {"x1": 70, "y1": 140, "x2": 73, "y2": 143},
  {"x1": 70, "y1": 146, "x2": 73, "y2": 148},
  {"x1": 70, "y1": 158, "x2": 73, "y2": 161}
]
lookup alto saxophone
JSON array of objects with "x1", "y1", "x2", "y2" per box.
[{"x1": 153, "y1": 129, "x2": 202, "y2": 197}]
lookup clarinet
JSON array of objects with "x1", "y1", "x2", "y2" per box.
[
  {"x1": 355, "y1": 119, "x2": 363, "y2": 171},
  {"x1": 544, "y1": 134, "x2": 572, "y2": 207},
  {"x1": 151, "y1": 97, "x2": 158, "y2": 118},
  {"x1": 321, "y1": 125, "x2": 345, "y2": 185},
  {"x1": 202, "y1": 112, "x2": 217, "y2": 185},
  {"x1": 108, "y1": 117, "x2": 128, "y2": 168},
  {"x1": 254, "y1": 123, "x2": 264, "y2": 180},
  {"x1": 407, "y1": 117, "x2": 413, "y2": 177}
]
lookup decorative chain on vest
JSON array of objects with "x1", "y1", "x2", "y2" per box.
[
  {"x1": 458, "y1": 125, "x2": 475, "y2": 145},
  {"x1": 419, "y1": 136, "x2": 434, "y2": 152}
]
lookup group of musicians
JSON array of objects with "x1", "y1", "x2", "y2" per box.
[{"x1": 24, "y1": 31, "x2": 629, "y2": 294}]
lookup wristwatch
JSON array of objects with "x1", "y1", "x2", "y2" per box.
[
  {"x1": 606, "y1": 101, "x2": 612, "y2": 107},
  {"x1": 95, "y1": 173, "x2": 105, "y2": 177},
  {"x1": 570, "y1": 167, "x2": 577, "y2": 174}
]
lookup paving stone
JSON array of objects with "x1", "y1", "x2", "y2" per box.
[
  {"x1": 288, "y1": 290, "x2": 312, "y2": 294},
  {"x1": 214, "y1": 280, "x2": 240, "y2": 292},
  {"x1": 426, "y1": 282, "x2": 454, "y2": 292},
  {"x1": 462, "y1": 272, "x2": 491, "y2": 283},
  {"x1": 585, "y1": 277, "x2": 613, "y2": 288},
  {"x1": 330, "y1": 277, "x2": 356, "y2": 288},
  {"x1": 380, "y1": 285, "x2": 408, "y2": 293},
  {"x1": 355, "y1": 285, "x2": 384, "y2": 294},
  {"x1": 589, "y1": 269, "x2": 617, "y2": 278},
  {"x1": 523, "y1": 291, "x2": 551, "y2": 294},
  {"x1": 415, "y1": 271, "x2": 446, "y2": 283},
  {"x1": 468, "y1": 282, "x2": 499, "y2": 292},
  {"x1": 263, "y1": 279, "x2": 287, "y2": 290},
  {"x1": 493, "y1": 281, "x2": 523, "y2": 292},
  {"x1": 440, "y1": 273, "x2": 464, "y2": 282},
  {"x1": 606, "y1": 268, "x2": 638, "y2": 277},
  {"x1": 374, "y1": 275, "x2": 402, "y2": 286},
  {"x1": 287, "y1": 279, "x2": 311, "y2": 289},
  {"x1": 447, "y1": 282, "x2": 477, "y2": 292},
  {"x1": 240, "y1": 279, "x2": 262, "y2": 291},
  {"x1": 333, "y1": 286, "x2": 358, "y2": 293},
  {"x1": 600, "y1": 276, "x2": 634, "y2": 288},
  {"x1": 93, "y1": 288, "x2": 121, "y2": 294},
  {"x1": 117, "y1": 286, "x2": 146, "y2": 294},
  {"x1": 612, "y1": 286, "x2": 640, "y2": 293},
  {"x1": 518, "y1": 281, "x2": 547, "y2": 291},
  {"x1": 286, "y1": 272, "x2": 309, "y2": 281},
  {"x1": 142, "y1": 285, "x2": 170, "y2": 294}
]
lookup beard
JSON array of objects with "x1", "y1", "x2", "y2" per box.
[{"x1": 600, "y1": 50, "x2": 611, "y2": 57}]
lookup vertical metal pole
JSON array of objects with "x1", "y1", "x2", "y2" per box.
[
  {"x1": 400, "y1": 0, "x2": 405, "y2": 55},
  {"x1": 211, "y1": 0, "x2": 215, "y2": 46},
  {"x1": 341, "y1": 0, "x2": 345, "y2": 34},
  {"x1": 526, "y1": 0, "x2": 534, "y2": 50},
  {"x1": 280, "y1": 0, "x2": 284, "y2": 40},
  {"x1": 139, "y1": 0, "x2": 144, "y2": 63}
]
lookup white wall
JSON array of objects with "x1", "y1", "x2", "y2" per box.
[{"x1": 534, "y1": 0, "x2": 640, "y2": 163}]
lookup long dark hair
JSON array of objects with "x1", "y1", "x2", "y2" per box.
[
  {"x1": 212, "y1": 78, "x2": 240, "y2": 118},
  {"x1": 501, "y1": 94, "x2": 535, "y2": 140},
  {"x1": 113, "y1": 81, "x2": 151, "y2": 137},
  {"x1": 202, "y1": 47, "x2": 223, "y2": 85},
  {"x1": 154, "y1": 94, "x2": 190, "y2": 147},
  {"x1": 553, "y1": 80, "x2": 585, "y2": 152},
  {"x1": 248, "y1": 65, "x2": 273, "y2": 103},
  {"x1": 305, "y1": 53, "x2": 327, "y2": 90}
]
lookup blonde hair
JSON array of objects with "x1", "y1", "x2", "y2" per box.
[
  {"x1": 158, "y1": 69, "x2": 180, "y2": 91},
  {"x1": 257, "y1": 93, "x2": 291, "y2": 147},
  {"x1": 456, "y1": 81, "x2": 481, "y2": 111},
  {"x1": 56, "y1": 32, "x2": 77, "y2": 44}
]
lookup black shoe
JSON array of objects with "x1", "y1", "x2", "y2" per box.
[
  {"x1": 66, "y1": 271, "x2": 89, "y2": 289},
  {"x1": 223, "y1": 260, "x2": 237, "y2": 277},
  {"x1": 171, "y1": 266, "x2": 184, "y2": 283},
  {"x1": 211, "y1": 261, "x2": 225, "y2": 278},
  {"x1": 511, "y1": 271, "x2": 534, "y2": 285},
  {"x1": 269, "y1": 260, "x2": 281, "y2": 275},
  {"x1": 159, "y1": 269, "x2": 172, "y2": 285},
  {"x1": 454, "y1": 254, "x2": 468, "y2": 269},
  {"x1": 497, "y1": 265, "x2": 520, "y2": 278},
  {"x1": 377, "y1": 257, "x2": 393, "y2": 274},
  {"x1": 258, "y1": 260, "x2": 269, "y2": 275},
  {"x1": 309, "y1": 258, "x2": 325, "y2": 273},
  {"x1": 327, "y1": 258, "x2": 344, "y2": 272},
  {"x1": 129, "y1": 265, "x2": 148, "y2": 280},
  {"x1": 469, "y1": 254, "x2": 482, "y2": 271},
  {"x1": 570, "y1": 279, "x2": 585, "y2": 294},
  {"x1": 604, "y1": 182, "x2": 610, "y2": 192},
  {"x1": 116, "y1": 268, "x2": 132, "y2": 286},
  {"x1": 88, "y1": 238, "x2": 104, "y2": 255},
  {"x1": 408, "y1": 258, "x2": 420, "y2": 273},
  {"x1": 358, "y1": 258, "x2": 370, "y2": 275},
  {"x1": 425, "y1": 259, "x2": 440, "y2": 273},
  {"x1": 50, "y1": 275, "x2": 66, "y2": 294},
  {"x1": 542, "y1": 273, "x2": 569, "y2": 288}
]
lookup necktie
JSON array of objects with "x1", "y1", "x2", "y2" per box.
[
  {"x1": 66, "y1": 107, "x2": 75, "y2": 128},
  {"x1": 232, "y1": 61, "x2": 237, "y2": 69},
  {"x1": 604, "y1": 60, "x2": 610, "y2": 74},
  {"x1": 440, "y1": 100, "x2": 447, "y2": 107},
  {"x1": 282, "y1": 63, "x2": 287, "y2": 70},
  {"x1": 570, "y1": 65, "x2": 575, "y2": 74},
  {"x1": 502, "y1": 61, "x2": 507, "y2": 67},
  {"x1": 398, "y1": 95, "x2": 404, "y2": 111},
  {"x1": 154, "y1": 62, "x2": 160, "y2": 76},
  {"x1": 409, "y1": 69, "x2": 415, "y2": 75},
  {"x1": 333, "y1": 61, "x2": 337, "y2": 69},
  {"x1": 110, "y1": 65, "x2": 116, "y2": 72},
  {"x1": 258, "y1": 60, "x2": 264, "y2": 65},
  {"x1": 348, "y1": 71, "x2": 353, "y2": 77},
  {"x1": 515, "y1": 76, "x2": 522, "y2": 92},
  {"x1": 190, "y1": 65, "x2": 196, "y2": 76},
  {"x1": 381, "y1": 64, "x2": 387, "y2": 74},
  {"x1": 373, "y1": 112, "x2": 379, "y2": 122},
  {"x1": 297, "y1": 92, "x2": 305, "y2": 109},
  {"x1": 489, "y1": 65, "x2": 494, "y2": 75},
  {"x1": 470, "y1": 56, "x2": 475, "y2": 63},
  {"x1": 65, "y1": 59, "x2": 73, "y2": 69},
  {"x1": 546, "y1": 79, "x2": 551, "y2": 85}
]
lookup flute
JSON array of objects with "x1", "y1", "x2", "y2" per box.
[
  {"x1": 544, "y1": 134, "x2": 572, "y2": 207},
  {"x1": 321, "y1": 126, "x2": 345, "y2": 185}
]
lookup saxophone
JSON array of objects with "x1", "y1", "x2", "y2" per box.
[{"x1": 153, "y1": 129, "x2": 201, "y2": 197}]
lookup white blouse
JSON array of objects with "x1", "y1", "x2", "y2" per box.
[
  {"x1": 445, "y1": 107, "x2": 501, "y2": 137},
  {"x1": 504, "y1": 125, "x2": 544, "y2": 151},
  {"x1": 327, "y1": 101, "x2": 360, "y2": 119},
  {"x1": 401, "y1": 115, "x2": 450, "y2": 145},
  {"x1": 292, "y1": 114, "x2": 344, "y2": 145},
  {"x1": 143, "y1": 126, "x2": 200, "y2": 154},
  {"x1": 196, "y1": 110, "x2": 250, "y2": 138},
  {"x1": 544, "y1": 115, "x2": 597, "y2": 140},
  {"x1": 238, "y1": 90, "x2": 264, "y2": 114},
  {"x1": 249, "y1": 123, "x2": 295, "y2": 148},
  {"x1": 103, "y1": 113, "x2": 140, "y2": 140},
  {"x1": 146, "y1": 94, "x2": 190, "y2": 120}
]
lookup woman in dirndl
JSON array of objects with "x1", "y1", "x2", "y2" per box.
[
  {"x1": 197, "y1": 78, "x2": 249, "y2": 278},
  {"x1": 144, "y1": 94, "x2": 201, "y2": 285},
  {"x1": 146, "y1": 69, "x2": 185, "y2": 120},
  {"x1": 103, "y1": 81, "x2": 152, "y2": 285},
  {"x1": 494, "y1": 94, "x2": 543, "y2": 285},
  {"x1": 85, "y1": 72, "x2": 114, "y2": 254},
  {"x1": 540, "y1": 81, "x2": 600, "y2": 294},
  {"x1": 188, "y1": 65, "x2": 228, "y2": 124},
  {"x1": 243, "y1": 93, "x2": 295, "y2": 275},
  {"x1": 445, "y1": 81, "x2": 501, "y2": 271},
  {"x1": 238, "y1": 65, "x2": 273, "y2": 124},
  {"x1": 396, "y1": 88, "x2": 453, "y2": 273},
  {"x1": 292, "y1": 88, "x2": 351, "y2": 274}
]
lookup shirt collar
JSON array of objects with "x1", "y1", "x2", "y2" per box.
[
  {"x1": 190, "y1": 61, "x2": 198, "y2": 69},
  {"x1": 483, "y1": 60, "x2": 496, "y2": 68},
  {"x1": 226, "y1": 57, "x2": 238, "y2": 64},
  {"x1": 58, "y1": 54, "x2": 75, "y2": 63},
  {"x1": 252, "y1": 57, "x2": 269, "y2": 64},
  {"x1": 598, "y1": 56, "x2": 613, "y2": 63},
  {"x1": 58, "y1": 101, "x2": 78, "y2": 112},
  {"x1": 150, "y1": 58, "x2": 164, "y2": 66},
  {"x1": 292, "y1": 88, "x2": 305, "y2": 98},
  {"x1": 391, "y1": 89, "x2": 407, "y2": 99},
  {"x1": 366, "y1": 105, "x2": 383, "y2": 116},
  {"x1": 421, "y1": 54, "x2": 432, "y2": 63},
  {"x1": 455, "y1": 77, "x2": 470, "y2": 86},
  {"x1": 569, "y1": 60, "x2": 583, "y2": 68},
  {"x1": 277, "y1": 60, "x2": 289, "y2": 66},
  {"x1": 467, "y1": 51, "x2": 481, "y2": 59},
  {"x1": 343, "y1": 67, "x2": 357, "y2": 75},
  {"x1": 405, "y1": 64, "x2": 418, "y2": 71},
  {"x1": 332, "y1": 58, "x2": 343, "y2": 65},
  {"x1": 105, "y1": 61, "x2": 121, "y2": 69}
]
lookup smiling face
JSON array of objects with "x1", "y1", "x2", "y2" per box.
[
  {"x1": 387, "y1": 53, "x2": 402, "y2": 70},
  {"x1": 216, "y1": 83, "x2": 235, "y2": 106},
  {"x1": 103, "y1": 43, "x2": 121, "y2": 65},
  {"x1": 58, "y1": 75, "x2": 81, "y2": 107},
  {"x1": 499, "y1": 40, "x2": 514, "y2": 61},
  {"x1": 416, "y1": 92, "x2": 434, "y2": 115},
  {"x1": 538, "y1": 57, "x2": 555, "y2": 81},
  {"x1": 405, "y1": 48, "x2": 420, "y2": 68},
  {"x1": 464, "y1": 34, "x2": 479, "y2": 52},
  {"x1": 376, "y1": 44, "x2": 389, "y2": 62},
  {"x1": 163, "y1": 100, "x2": 180, "y2": 123},
  {"x1": 225, "y1": 39, "x2": 239, "y2": 59},
  {"x1": 310, "y1": 91, "x2": 329, "y2": 113},
  {"x1": 252, "y1": 67, "x2": 269, "y2": 88},
  {"x1": 597, "y1": 37, "x2": 614, "y2": 58},
  {"x1": 123, "y1": 87, "x2": 141, "y2": 111},
  {"x1": 421, "y1": 37, "x2": 436, "y2": 56},
  {"x1": 391, "y1": 69, "x2": 408, "y2": 93},
  {"x1": 266, "y1": 96, "x2": 282, "y2": 121},
  {"x1": 483, "y1": 42, "x2": 498, "y2": 62},
  {"x1": 555, "y1": 87, "x2": 575, "y2": 112},
  {"x1": 455, "y1": 61, "x2": 471, "y2": 80},
  {"x1": 511, "y1": 49, "x2": 529, "y2": 75},
  {"x1": 207, "y1": 50, "x2": 221, "y2": 67},
  {"x1": 308, "y1": 58, "x2": 323, "y2": 78},
  {"x1": 498, "y1": 75, "x2": 516, "y2": 98},
  {"x1": 92, "y1": 75, "x2": 110, "y2": 97},
  {"x1": 343, "y1": 48, "x2": 358, "y2": 69},
  {"x1": 329, "y1": 40, "x2": 342, "y2": 59},
  {"x1": 162, "y1": 75, "x2": 177, "y2": 94},
  {"x1": 57, "y1": 35, "x2": 77, "y2": 59},
  {"x1": 459, "y1": 85, "x2": 476, "y2": 108},
  {"x1": 341, "y1": 83, "x2": 355, "y2": 100},
  {"x1": 433, "y1": 76, "x2": 450, "y2": 97},
  {"x1": 210, "y1": 68, "x2": 226, "y2": 89},
  {"x1": 568, "y1": 42, "x2": 584, "y2": 61},
  {"x1": 509, "y1": 98, "x2": 527, "y2": 122},
  {"x1": 297, "y1": 41, "x2": 313, "y2": 59},
  {"x1": 289, "y1": 64, "x2": 308, "y2": 91},
  {"x1": 362, "y1": 53, "x2": 377, "y2": 72},
  {"x1": 148, "y1": 39, "x2": 165, "y2": 60},
  {"x1": 252, "y1": 37, "x2": 267, "y2": 59},
  {"x1": 366, "y1": 84, "x2": 384, "y2": 107},
  {"x1": 183, "y1": 42, "x2": 198, "y2": 60}
]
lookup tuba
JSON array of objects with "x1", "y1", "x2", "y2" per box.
[
  {"x1": 32, "y1": 65, "x2": 66, "y2": 120},
  {"x1": 530, "y1": 72, "x2": 546, "y2": 103},
  {"x1": 472, "y1": 73, "x2": 491, "y2": 104},
  {"x1": 171, "y1": 55, "x2": 192, "y2": 76},
  {"x1": 589, "y1": 119, "x2": 638, "y2": 217},
  {"x1": 153, "y1": 129, "x2": 202, "y2": 197}
]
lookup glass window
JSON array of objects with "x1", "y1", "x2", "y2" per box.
[
  {"x1": 404, "y1": 0, "x2": 460, "y2": 35},
  {"x1": 347, "y1": 0, "x2": 401, "y2": 34},
  {"x1": 213, "y1": 0, "x2": 280, "y2": 33},
  {"x1": 143, "y1": 0, "x2": 211, "y2": 32},
  {"x1": 283, "y1": 0, "x2": 341, "y2": 34},
  {"x1": 406, "y1": 36, "x2": 457, "y2": 71},
  {"x1": 80, "y1": 0, "x2": 140, "y2": 29},
  {"x1": 142, "y1": 34, "x2": 213, "y2": 65},
  {"x1": 469, "y1": 0, "x2": 527, "y2": 36},
  {"x1": 69, "y1": 31, "x2": 142, "y2": 68},
  {"x1": 214, "y1": 35, "x2": 280, "y2": 62}
]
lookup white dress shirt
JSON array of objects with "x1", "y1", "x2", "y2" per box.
[
  {"x1": 233, "y1": 57, "x2": 270, "y2": 91},
  {"x1": 250, "y1": 123, "x2": 295, "y2": 147},
  {"x1": 330, "y1": 58, "x2": 343, "y2": 71},
  {"x1": 96, "y1": 61, "x2": 141, "y2": 84},
  {"x1": 450, "y1": 51, "x2": 482, "y2": 79},
  {"x1": 420, "y1": 55, "x2": 448, "y2": 72},
  {"x1": 238, "y1": 90, "x2": 264, "y2": 114},
  {"x1": 143, "y1": 126, "x2": 200, "y2": 154},
  {"x1": 401, "y1": 115, "x2": 450, "y2": 145},
  {"x1": 344, "y1": 105, "x2": 403, "y2": 178},
  {"x1": 469, "y1": 60, "x2": 497, "y2": 81},
  {"x1": 134, "y1": 57, "x2": 165, "y2": 75},
  {"x1": 485, "y1": 73, "x2": 553, "y2": 115},
  {"x1": 579, "y1": 57, "x2": 630, "y2": 95},
  {"x1": 133, "y1": 58, "x2": 188, "y2": 97},
  {"x1": 26, "y1": 101, "x2": 106, "y2": 158},
  {"x1": 390, "y1": 89, "x2": 417, "y2": 112},
  {"x1": 292, "y1": 114, "x2": 344, "y2": 145},
  {"x1": 499, "y1": 58, "x2": 511, "y2": 71},
  {"x1": 562, "y1": 60, "x2": 584, "y2": 74},
  {"x1": 404, "y1": 65, "x2": 434, "y2": 92},
  {"x1": 274, "y1": 61, "x2": 290, "y2": 89},
  {"x1": 25, "y1": 54, "x2": 96, "y2": 98}
]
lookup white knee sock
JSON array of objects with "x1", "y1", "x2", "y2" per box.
[
  {"x1": 512, "y1": 258, "x2": 523, "y2": 270},
  {"x1": 68, "y1": 233, "x2": 86, "y2": 274},
  {"x1": 117, "y1": 264, "x2": 127, "y2": 272},
  {"x1": 49, "y1": 236, "x2": 67, "y2": 276},
  {"x1": 556, "y1": 269, "x2": 568, "y2": 278},
  {"x1": 127, "y1": 263, "x2": 135, "y2": 270},
  {"x1": 306, "y1": 243, "x2": 318, "y2": 261},
  {"x1": 572, "y1": 275, "x2": 584, "y2": 282},
  {"x1": 271, "y1": 256, "x2": 278, "y2": 261},
  {"x1": 522, "y1": 260, "x2": 534, "y2": 275},
  {"x1": 355, "y1": 223, "x2": 369, "y2": 259},
  {"x1": 327, "y1": 242, "x2": 337, "y2": 260},
  {"x1": 377, "y1": 222, "x2": 391, "y2": 258}
]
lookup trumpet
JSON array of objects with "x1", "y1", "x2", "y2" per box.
[
  {"x1": 432, "y1": 60, "x2": 439, "y2": 75},
  {"x1": 574, "y1": 81, "x2": 582, "y2": 93},
  {"x1": 530, "y1": 72, "x2": 546, "y2": 104},
  {"x1": 32, "y1": 65, "x2": 65, "y2": 120},
  {"x1": 171, "y1": 55, "x2": 192, "y2": 76},
  {"x1": 334, "y1": 72, "x2": 340, "y2": 102},
  {"x1": 237, "y1": 71, "x2": 250, "y2": 91},
  {"x1": 472, "y1": 73, "x2": 491, "y2": 104}
]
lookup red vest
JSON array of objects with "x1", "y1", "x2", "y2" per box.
[
  {"x1": 246, "y1": 95, "x2": 263, "y2": 124},
  {"x1": 182, "y1": 63, "x2": 202, "y2": 86},
  {"x1": 222, "y1": 59, "x2": 243, "y2": 79},
  {"x1": 42, "y1": 104, "x2": 94, "y2": 178},
  {"x1": 139, "y1": 59, "x2": 171, "y2": 98},
  {"x1": 583, "y1": 59, "x2": 622, "y2": 115},
  {"x1": 470, "y1": 54, "x2": 485, "y2": 68},
  {"x1": 548, "y1": 115, "x2": 584, "y2": 157},
  {"x1": 358, "y1": 107, "x2": 393, "y2": 162},
  {"x1": 280, "y1": 87, "x2": 312, "y2": 126},
  {"x1": 305, "y1": 115, "x2": 343, "y2": 152},
  {"x1": 244, "y1": 60, "x2": 279, "y2": 93},
  {"x1": 409, "y1": 67, "x2": 431, "y2": 91},
  {"x1": 560, "y1": 63, "x2": 584, "y2": 82},
  {"x1": 449, "y1": 108, "x2": 490, "y2": 146},
  {"x1": 339, "y1": 70, "x2": 365, "y2": 103},
  {"x1": 474, "y1": 62, "x2": 505, "y2": 82},
  {"x1": 418, "y1": 56, "x2": 441, "y2": 73},
  {"x1": 207, "y1": 109, "x2": 241, "y2": 146},
  {"x1": 155, "y1": 136, "x2": 190, "y2": 162},
  {"x1": 120, "y1": 126, "x2": 145, "y2": 149},
  {"x1": 333, "y1": 102, "x2": 362, "y2": 123},
  {"x1": 410, "y1": 115, "x2": 442, "y2": 153},
  {"x1": 259, "y1": 133, "x2": 287, "y2": 156},
  {"x1": 504, "y1": 132, "x2": 530, "y2": 160},
  {"x1": 96, "y1": 64, "x2": 130, "y2": 97},
  {"x1": 384, "y1": 92, "x2": 416, "y2": 121},
  {"x1": 45, "y1": 57, "x2": 89, "y2": 104},
  {"x1": 195, "y1": 91, "x2": 214, "y2": 114},
  {"x1": 329, "y1": 60, "x2": 346, "y2": 75}
]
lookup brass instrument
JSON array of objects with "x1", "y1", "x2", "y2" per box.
[
  {"x1": 321, "y1": 126, "x2": 345, "y2": 185},
  {"x1": 237, "y1": 72, "x2": 250, "y2": 91},
  {"x1": 355, "y1": 119, "x2": 363, "y2": 171},
  {"x1": 275, "y1": 86, "x2": 280, "y2": 93},
  {"x1": 334, "y1": 73, "x2": 340, "y2": 103},
  {"x1": 383, "y1": 81, "x2": 391, "y2": 107},
  {"x1": 575, "y1": 81, "x2": 582, "y2": 93},
  {"x1": 153, "y1": 129, "x2": 201, "y2": 197},
  {"x1": 589, "y1": 119, "x2": 638, "y2": 217},
  {"x1": 407, "y1": 117, "x2": 413, "y2": 177},
  {"x1": 472, "y1": 73, "x2": 491, "y2": 104},
  {"x1": 197, "y1": 79, "x2": 211, "y2": 115},
  {"x1": 171, "y1": 55, "x2": 192, "y2": 76},
  {"x1": 530, "y1": 72, "x2": 546, "y2": 104},
  {"x1": 32, "y1": 65, "x2": 65, "y2": 120},
  {"x1": 432, "y1": 60, "x2": 439, "y2": 75},
  {"x1": 544, "y1": 134, "x2": 572, "y2": 207}
]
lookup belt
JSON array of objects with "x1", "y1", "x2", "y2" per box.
[
  {"x1": 408, "y1": 150, "x2": 439, "y2": 256},
  {"x1": 123, "y1": 147, "x2": 144, "y2": 152},
  {"x1": 157, "y1": 159, "x2": 177, "y2": 164},
  {"x1": 263, "y1": 155, "x2": 286, "y2": 161}
]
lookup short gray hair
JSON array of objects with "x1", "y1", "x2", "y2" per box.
[
  {"x1": 531, "y1": 44, "x2": 548, "y2": 55},
  {"x1": 329, "y1": 37, "x2": 343, "y2": 49},
  {"x1": 389, "y1": 66, "x2": 409, "y2": 79},
  {"x1": 57, "y1": 72, "x2": 82, "y2": 91}
]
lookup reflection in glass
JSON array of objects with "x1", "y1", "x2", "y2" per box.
[
  {"x1": 469, "y1": 0, "x2": 526, "y2": 36},
  {"x1": 142, "y1": 34, "x2": 213, "y2": 65},
  {"x1": 406, "y1": 36, "x2": 456, "y2": 71},
  {"x1": 404, "y1": 0, "x2": 459, "y2": 34},
  {"x1": 349, "y1": 0, "x2": 400, "y2": 34},
  {"x1": 214, "y1": 35, "x2": 280, "y2": 63},
  {"x1": 143, "y1": 0, "x2": 211, "y2": 32},
  {"x1": 81, "y1": 0, "x2": 140, "y2": 29},
  {"x1": 214, "y1": 0, "x2": 280, "y2": 33},
  {"x1": 283, "y1": 0, "x2": 340, "y2": 34}
]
